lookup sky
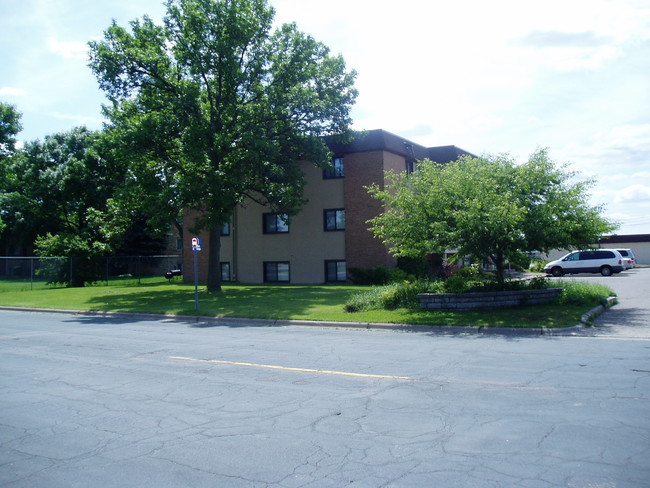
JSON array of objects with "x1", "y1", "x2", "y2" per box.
[{"x1": 1, "y1": 0, "x2": 649, "y2": 235}]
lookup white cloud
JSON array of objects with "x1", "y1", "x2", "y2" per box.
[
  {"x1": 554, "y1": 124, "x2": 650, "y2": 176},
  {"x1": 0, "y1": 86, "x2": 27, "y2": 96},
  {"x1": 46, "y1": 37, "x2": 88, "y2": 60},
  {"x1": 614, "y1": 184, "x2": 650, "y2": 203}
]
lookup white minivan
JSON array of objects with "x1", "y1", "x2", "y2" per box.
[
  {"x1": 544, "y1": 249, "x2": 625, "y2": 277},
  {"x1": 616, "y1": 248, "x2": 636, "y2": 269}
]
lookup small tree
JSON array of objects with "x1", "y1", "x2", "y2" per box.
[
  {"x1": 89, "y1": 0, "x2": 358, "y2": 292},
  {"x1": 367, "y1": 149, "x2": 617, "y2": 283}
]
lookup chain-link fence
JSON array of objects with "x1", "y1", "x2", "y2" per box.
[{"x1": 0, "y1": 255, "x2": 183, "y2": 290}]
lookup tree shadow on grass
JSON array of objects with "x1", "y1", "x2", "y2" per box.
[{"x1": 82, "y1": 284, "x2": 355, "y2": 324}]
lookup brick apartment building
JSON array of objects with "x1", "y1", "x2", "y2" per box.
[{"x1": 183, "y1": 129, "x2": 473, "y2": 284}]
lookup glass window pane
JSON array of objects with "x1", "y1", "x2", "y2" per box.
[
  {"x1": 326, "y1": 261, "x2": 336, "y2": 280},
  {"x1": 334, "y1": 157, "x2": 344, "y2": 177},
  {"x1": 277, "y1": 263, "x2": 289, "y2": 281},
  {"x1": 264, "y1": 263, "x2": 275, "y2": 281},
  {"x1": 325, "y1": 211, "x2": 335, "y2": 230},
  {"x1": 324, "y1": 157, "x2": 344, "y2": 179},
  {"x1": 264, "y1": 214, "x2": 288, "y2": 233},
  {"x1": 336, "y1": 210, "x2": 345, "y2": 230},
  {"x1": 277, "y1": 214, "x2": 289, "y2": 232},
  {"x1": 336, "y1": 261, "x2": 346, "y2": 281},
  {"x1": 220, "y1": 263, "x2": 230, "y2": 281}
]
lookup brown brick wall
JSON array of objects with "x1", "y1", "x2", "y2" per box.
[{"x1": 344, "y1": 151, "x2": 401, "y2": 270}]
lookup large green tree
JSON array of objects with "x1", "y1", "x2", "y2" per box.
[
  {"x1": 1, "y1": 128, "x2": 124, "y2": 283},
  {"x1": 88, "y1": 0, "x2": 358, "y2": 291},
  {"x1": 1, "y1": 125, "x2": 172, "y2": 284},
  {"x1": 367, "y1": 149, "x2": 617, "y2": 283},
  {"x1": 0, "y1": 102, "x2": 24, "y2": 236},
  {"x1": 0, "y1": 101, "x2": 22, "y2": 160}
]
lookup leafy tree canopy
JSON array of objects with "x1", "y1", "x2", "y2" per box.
[
  {"x1": 0, "y1": 101, "x2": 22, "y2": 159},
  {"x1": 367, "y1": 149, "x2": 617, "y2": 282},
  {"x1": 88, "y1": 0, "x2": 358, "y2": 291},
  {"x1": 0, "y1": 101, "x2": 24, "y2": 235}
]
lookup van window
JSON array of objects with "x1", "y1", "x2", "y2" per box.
[
  {"x1": 594, "y1": 250, "x2": 614, "y2": 259},
  {"x1": 564, "y1": 253, "x2": 580, "y2": 261}
]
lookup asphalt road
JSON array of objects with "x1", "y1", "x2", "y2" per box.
[
  {"x1": 554, "y1": 267, "x2": 650, "y2": 339},
  {"x1": 1, "y1": 270, "x2": 649, "y2": 488}
]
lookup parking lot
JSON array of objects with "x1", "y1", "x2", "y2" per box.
[{"x1": 1, "y1": 270, "x2": 649, "y2": 487}]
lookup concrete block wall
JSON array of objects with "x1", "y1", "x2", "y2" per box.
[{"x1": 417, "y1": 288, "x2": 563, "y2": 311}]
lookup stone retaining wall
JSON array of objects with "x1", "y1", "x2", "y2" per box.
[{"x1": 417, "y1": 288, "x2": 563, "y2": 311}]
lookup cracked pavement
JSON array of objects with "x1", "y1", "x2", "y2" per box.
[{"x1": 1, "y1": 270, "x2": 649, "y2": 487}]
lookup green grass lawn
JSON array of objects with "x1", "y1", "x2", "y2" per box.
[{"x1": 0, "y1": 278, "x2": 609, "y2": 328}]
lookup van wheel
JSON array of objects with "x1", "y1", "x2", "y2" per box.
[
  {"x1": 551, "y1": 267, "x2": 564, "y2": 277},
  {"x1": 600, "y1": 266, "x2": 613, "y2": 276}
]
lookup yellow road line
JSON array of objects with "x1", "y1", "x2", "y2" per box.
[{"x1": 169, "y1": 356, "x2": 411, "y2": 380}]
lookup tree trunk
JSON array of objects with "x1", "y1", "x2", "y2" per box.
[
  {"x1": 206, "y1": 224, "x2": 222, "y2": 293},
  {"x1": 494, "y1": 252, "x2": 505, "y2": 284}
]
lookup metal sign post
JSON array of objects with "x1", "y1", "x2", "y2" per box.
[{"x1": 191, "y1": 237, "x2": 201, "y2": 311}]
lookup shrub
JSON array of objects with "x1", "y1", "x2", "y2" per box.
[
  {"x1": 345, "y1": 280, "x2": 443, "y2": 312},
  {"x1": 442, "y1": 264, "x2": 491, "y2": 293},
  {"x1": 396, "y1": 256, "x2": 430, "y2": 279},
  {"x1": 507, "y1": 251, "x2": 531, "y2": 271},
  {"x1": 344, "y1": 289, "x2": 379, "y2": 312},
  {"x1": 34, "y1": 233, "x2": 106, "y2": 287},
  {"x1": 344, "y1": 273, "x2": 554, "y2": 313},
  {"x1": 347, "y1": 265, "x2": 414, "y2": 285},
  {"x1": 528, "y1": 259, "x2": 547, "y2": 273},
  {"x1": 554, "y1": 281, "x2": 615, "y2": 306},
  {"x1": 347, "y1": 266, "x2": 391, "y2": 285}
]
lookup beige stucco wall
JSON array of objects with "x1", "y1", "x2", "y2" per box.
[
  {"x1": 224, "y1": 161, "x2": 346, "y2": 283},
  {"x1": 184, "y1": 150, "x2": 410, "y2": 284},
  {"x1": 627, "y1": 242, "x2": 650, "y2": 265},
  {"x1": 544, "y1": 241, "x2": 650, "y2": 265}
]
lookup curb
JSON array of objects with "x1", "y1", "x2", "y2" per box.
[
  {"x1": 579, "y1": 296, "x2": 618, "y2": 325},
  {"x1": 0, "y1": 304, "x2": 609, "y2": 337}
]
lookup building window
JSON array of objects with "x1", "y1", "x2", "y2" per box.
[
  {"x1": 406, "y1": 159, "x2": 416, "y2": 174},
  {"x1": 263, "y1": 213, "x2": 289, "y2": 234},
  {"x1": 220, "y1": 262, "x2": 231, "y2": 281},
  {"x1": 176, "y1": 238, "x2": 183, "y2": 251},
  {"x1": 325, "y1": 260, "x2": 346, "y2": 282},
  {"x1": 324, "y1": 209, "x2": 345, "y2": 231},
  {"x1": 323, "y1": 157, "x2": 344, "y2": 179},
  {"x1": 220, "y1": 222, "x2": 230, "y2": 236},
  {"x1": 264, "y1": 262, "x2": 290, "y2": 283}
]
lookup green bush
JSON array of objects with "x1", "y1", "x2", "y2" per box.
[
  {"x1": 345, "y1": 280, "x2": 443, "y2": 312},
  {"x1": 344, "y1": 284, "x2": 387, "y2": 312},
  {"x1": 347, "y1": 265, "x2": 414, "y2": 285},
  {"x1": 442, "y1": 275, "x2": 476, "y2": 293},
  {"x1": 442, "y1": 264, "x2": 494, "y2": 293},
  {"x1": 506, "y1": 251, "x2": 531, "y2": 271},
  {"x1": 35, "y1": 233, "x2": 106, "y2": 287},
  {"x1": 554, "y1": 281, "x2": 615, "y2": 306},
  {"x1": 396, "y1": 256, "x2": 430, "y2": 279},
  {"x1": 528, "y1": 259, "x2": 548, "y2": 273},
  {"x1": 347, "y1": 266, "x2": 391, "y2": 285},
  {"x1": 344, "y1": 272, "x2": 554, "y2": 312}
]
